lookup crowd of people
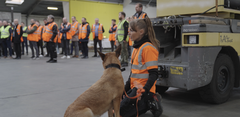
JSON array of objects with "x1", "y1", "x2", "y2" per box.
[
  {"x1": 0, "y1": 3, "x2": 164, "y2": 117},
  {"x1": 0, "y1": 3, "x2": 147, "y2": 66}
]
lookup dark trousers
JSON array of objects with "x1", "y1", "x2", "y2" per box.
[
  {"x1": 81, "y1": 42, "x2": 88, "y2": 57},
  {"x1": 70, "y1": 43, "x2": 73, "y2": 54},
  {"x1": 120, "y1": 88, "x2": 153, "y2": 117},
  {"x1": 1, "y1": 39, "x2": 12, "y2": 57},
  {"x1": 37, "y1": 40, "x2": 44, "y2": 55},
  {"x1": 62, "y1": 39, "x2": 70, "y2": 56},
  {"x1": 110, "y1": 41, "x2": 115, "y2": 52},
  {"x1": 14, "y1": 43, "x2": 21, "y2": 58},
  {"x1": 47, "y1": 42, "x2": 57, "y2": 60},
  {"x1": 0, "y1": 42, "x2": 3, "y2": 56},
  {"x1": 21, "y1": 37, "x2": 28, "y2": 54},
  {"x1": 29, "y1": 41, "x2": 39, "y2": 57},
  {"x1": 93, "y1": 37, "x2": 102, "y2": 55},
  {"x1": 79, "y1": 41, "x2": 82, "y2": 52},
  {"x1": 46, "y1": 42, "x2": 50, "y2": 55}
]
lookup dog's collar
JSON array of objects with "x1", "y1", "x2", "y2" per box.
[{"x1": 105, "y1": 64, "x2": 126, "y2": 72}]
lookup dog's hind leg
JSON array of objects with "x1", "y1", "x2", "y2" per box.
[
  {"x1": 108, "y1": 101, "x2": 114, "y2": 117},
  {"x1": 113, "y1": 97, "x2": 121, "y2": 117},
  {"x1": 75, "y1": 108, "x2": 94, "y2": 117}
]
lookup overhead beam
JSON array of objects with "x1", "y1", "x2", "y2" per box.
[{"x1": 26, "y1": 0, "x2": 42, "y2": 17}]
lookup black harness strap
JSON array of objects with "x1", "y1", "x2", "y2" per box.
[{"x1": 105, "y1": 64, "x2": 126, "y2": 72}]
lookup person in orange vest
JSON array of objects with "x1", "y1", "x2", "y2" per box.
[
  {"x1": 59, "y1": 17, "x2": 72, "y2": 59},
  {"x1": 70, "y1": 16, "x2": 80, "y2": 58},
  {"x1": 79, "y1": 17, "x2": 90, "y2": 59},
  {"x1": 43, "y1": 18, "x2": 50, "y2": 57},
  {"x1": 45, "y1": 15, "x2": 58, "y2": 63},
  {"x1": 133, "y1": 3, "x2": 148, "y2": 19},
  {"x1": 120, "y1": 17, "x2": 163, "y2": 117},
  {"x1": 35, "y1": 21, "x2": 44, "y2": 57},
  {"x1": 12, "y1": 19, "x2": 23, "y2": 59},
  {"x1": 91, "y1": 18, "x2": 105, "y2": 57},
  {"x1": 26, "y1": 19, "x2": 39, "y2": 59},
  {"x1": 108, "y1": 19, "x2": 117, "y2": 52}
]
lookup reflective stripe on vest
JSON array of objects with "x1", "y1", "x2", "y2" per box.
[
  {"x1": 130, "y1": 43, "x2": 158, "y2": 79},
  {"x1": 117, "y1": 20, "x2": 126, "y2": 42},
  {"x1": 79, "y1": 24, "x2": 89, "y2": 39},
  {"x1": 0, "y1": 26, "x2": 11, "y2": 39},
  {"x1": 22, "y1": 26, "x2": 28, "y2": 37}
]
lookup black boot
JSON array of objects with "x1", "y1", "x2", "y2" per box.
[
  {"x1": 46, "y1": 59, "x2": 52, "y2": 63},
  {"x1": 149, "y1": 93, "x2": 163, "y2": 117}
]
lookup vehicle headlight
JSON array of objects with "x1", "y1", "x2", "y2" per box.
[{"x1": 188, "y1": 35, "x2": 199, "y2": 44}]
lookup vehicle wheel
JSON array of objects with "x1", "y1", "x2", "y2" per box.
[
  {"x1": 199, "y1": 54, "x2": 235, "y2": 104},
  {"x1": 156, "y1": 86, "x2": 169, "y2": 94}
]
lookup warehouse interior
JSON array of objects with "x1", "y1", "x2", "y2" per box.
[{"x1": 1, "y1": 0, "x2": 240, "y2": 117}]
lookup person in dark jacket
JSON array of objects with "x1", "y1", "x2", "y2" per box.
[
  {"x1": 79, "y1": 17, "x2": 90, "y2": 59},
  {"x1": 59, "y1": 17, "x2": 71, "y2": 59},
  {"x1": 46, "y1": 15, "x2": 58, "y2": 63},
  {"x1": 12, "y1": 19, "x2": 23, "y2": 59}
]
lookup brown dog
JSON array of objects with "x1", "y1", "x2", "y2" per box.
[{"x1": 64, "y1": 46, "x2": 124, "y2": 117}]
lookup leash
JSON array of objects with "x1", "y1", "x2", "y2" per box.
[{"x1": 124, "y1": 88, "x2": 145, "y2": 117}]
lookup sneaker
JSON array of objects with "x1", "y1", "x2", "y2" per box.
[
  {"x1": 61, "y1": 56, "x2": 66, "y2": 59},
  {"x1": 36, "y1": 57, "x2": 40, "y2": 60},
  {"x1": 149, "y1": 93, "x2": 163, "y2": 117},
  {"x1": 67, "y1": 56, "x2": 70, "y2": 59},
  {"x1": 32, "y1": 57, "x2": 36, "y2": 60},
  {"x1": 39, "y1": 55, "x2": 43, "y2": 57}
]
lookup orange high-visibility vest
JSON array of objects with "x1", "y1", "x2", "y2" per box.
[
  {"x1": 92, "y1": 24, "x2": 103, "y2": 40},
  {"x1": 44, "y1": 22, "x2": 58, "y2": 43},
  {"x1": 11, "y1": 25, "x2": 24, "y2": 42},
  {"x1": 79, "y1": 23, "x2": 89, "y2": 39},
  {"x1": 27, "y1": 24, "x2": 38, "y2": 42},
  {"x1": 134, "y1": 12, "x2": 147, "y2": 19},
  {"x1": 70, "y1": 21, "x2": 79, "y2": 36},
  {"x1": 59, "y1": 22, "x2": 72, "y2": 40},
  {"x1": 109, "y1": 25, "x2": 117, "y2": 41},
  {"x1": 42, "y1": 25, "x2": 47, "y2": 42},
  {"x1": 130, "y1": 42, "x2": 159, "y2": 94},
  {"x1": 36, "y1": 26, "x2": 43, "y2": 41}
]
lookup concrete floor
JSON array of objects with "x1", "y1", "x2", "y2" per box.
[{"x1": 0, "y1": 52, "x2": 240, "y2": 117}]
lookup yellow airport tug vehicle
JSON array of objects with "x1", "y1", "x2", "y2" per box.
[{"x1": 153, "y1": 0, "x2": 240, "y2": 104}]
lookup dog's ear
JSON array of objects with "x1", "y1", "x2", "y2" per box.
[
  {"x1": 115, "y1": 45, "x2": 121, "y2": 57},
  {"x1": 98, "y1": 51, "x2": 105, "y2": 61}
]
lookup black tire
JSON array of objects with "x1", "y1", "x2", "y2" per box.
[
  {"x1": 199, "y1": 54, "x2": 235, "y2": 104},
  {"x1": 156, "y1": 85, "x2": 169, "y2": 94}
]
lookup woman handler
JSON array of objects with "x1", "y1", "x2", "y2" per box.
[{"x1": 120, "y1": 17, "x2": 163, "y2": 117}]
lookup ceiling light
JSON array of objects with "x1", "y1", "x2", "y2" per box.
[
  {"x1": 47, "y1": 7, "x2": 58, "y2": 10},
  {"x1": 5, "y1": 0, "x2": 24, "y2": 5}
]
